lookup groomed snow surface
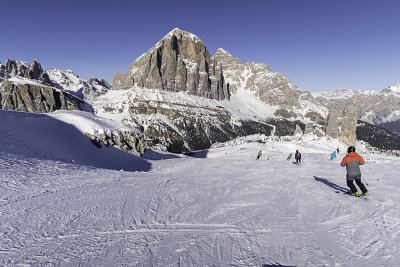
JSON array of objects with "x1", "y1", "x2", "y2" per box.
[{"x1": 1, "y1": 110, "x2": 400, "y2": 266}]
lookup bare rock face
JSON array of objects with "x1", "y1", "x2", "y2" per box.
[
  {"x1": 85, "y1": 131, "x2": 147, "y2": 156},
  {"x1": 325, "y1": 106, "x2": 358, "y2": 146},
  {"x1": 312, "y1": 84, "x2": 400, "y2": 128},
  {"x1": 1, "y1": 59, "x2": 53, "y2": 85},
  {"x1": 113, "y1": 28, "x2": 229, "y2": 101},
  {"x1": 0, "y1": 80, "x2": 85, "y2": 113}
]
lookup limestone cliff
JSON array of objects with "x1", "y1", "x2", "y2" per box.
[
  {"x1": 325, "y1": 106, "x2": 358, "y2": 146},
  {"x1": 0, "y1": 80, "x2": 86, "y2": 113},
  {"x1": 113, "y1": 28, "x2": 229, "y2": 101}
]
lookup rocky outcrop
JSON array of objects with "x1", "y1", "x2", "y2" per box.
[
  {"x1": 0, "y1": 59, "x2": 53, "y2": 85},
  {"x1": 325, "y1": 106, "x2": 358, "y2": 146},
  {"x1": 312, "y1": 84, "x2": 400, "y2": 128},
  {"x1": 85, "y1": 131, "x2": 147, "y2": 156},
  {"x1": 0, "y1": 80, "x2": 86, "y2": 113},
  {"x1": 113, "y1": 28, "x2": 229, "y2": 101},
  {"x1": 88, "y1": 78, "x2": 110, "y2": 89}
]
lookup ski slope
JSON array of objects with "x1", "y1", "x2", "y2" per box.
[{"x1": 1, "y1": 112, "x2": 400, "y2": 266}]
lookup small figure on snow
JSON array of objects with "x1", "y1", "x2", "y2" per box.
[
  {"x1": 256, "y1": 151, "x2": 262, "y2": 160},
  {"x1": 337, "y1": 147, "x2": 340, "y2": 153},
  {"x1": 295, "y1": 150, "x2": 301, "y2": 164},
  {"x1": 287, "y1": 153, "x2": 292, "y2": 160},
  {"x1": 330, "y1": 151, "x2": 337, "y2": 160},
  {"x1": 340, "y1": 146, "x2": 368, "y2": 197}
]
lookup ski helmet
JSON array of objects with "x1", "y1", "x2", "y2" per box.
[{"x1": 347, "y1": 146, "x2": 355, "y2": 153}]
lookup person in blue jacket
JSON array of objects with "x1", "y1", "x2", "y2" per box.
[{"x1": 330, "y1": 151, "x2": 337, "y2": 160}]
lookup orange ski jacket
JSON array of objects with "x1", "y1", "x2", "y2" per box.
[{"x1": 340, "y1": 152, "x2": 365, "y2": 175}]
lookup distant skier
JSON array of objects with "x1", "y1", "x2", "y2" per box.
[
  {"x1": 256, "y1": 151, "x2": 262, "y2": 160},
  {"x1": 295, "y1": 150, "x2": 301, "y2": 164},
  {"x1": 287, "y1": 153, "x2": 292, "y2": 160},
  {"x1": 330, "y1": 151, "x2": 337, "y2": 160},
  {"x1": 341, "y1": 146, "x2": 368, "y2": 197},
  {"x1": 337, "y1": 148, "x2": 340, "y2": 153}
]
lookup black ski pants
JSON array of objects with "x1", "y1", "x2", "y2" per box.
[{"x1": 346, "y1": 174, "x2": 367, "y2": 194}]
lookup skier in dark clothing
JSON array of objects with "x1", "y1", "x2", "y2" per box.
[
  {"x1": 256, "y1": 151, "x2": 262, "y2": 160},
  {"x1": 341, "y1": 146, "x2": 368, "y2": 197},
  {"x1": 295, "y1": 150, "x2": 301, "y2": 164}
]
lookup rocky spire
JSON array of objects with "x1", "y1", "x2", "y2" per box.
[
  {"x1": 113, "y1": 28, "x2": 230, "y2": 101},
  {"x1": 0, "y1": 59, "x2": 52, "y2": 85}
]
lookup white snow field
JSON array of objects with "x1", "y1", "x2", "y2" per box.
[{"x1": 1, "y1": 110, "x2": 400, "y2": 266}]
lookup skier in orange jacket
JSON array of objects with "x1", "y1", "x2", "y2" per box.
[{"x1": 341, "y1": 146, "x2": 368, "y2": 197}]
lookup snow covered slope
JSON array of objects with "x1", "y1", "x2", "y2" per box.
[
  {"x1": 212, "y1": 48, "x2": 327, "y2": 122},
  {"x1": 1, "y1": 129, "x2": 399, "y2": 266},
  {"x1": 0, "y1": 110, "x2": 149, "y2": 171},
  {"x1": 92, "y1": 86, "x2": 316, "y2": 153}
]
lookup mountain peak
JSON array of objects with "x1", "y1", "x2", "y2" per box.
[
  {"x1": 215, "y1": 48, "x2": 232, "y2": 56},
  {"x1": 113, "y1": 28, "x2": 229, "y2": 100},
  {"x1": 388, "y1": 83, "x2": 400, "y2": 93},
  {"x1": 162, "y1": 28, "x2": 202, "y2": 43}
]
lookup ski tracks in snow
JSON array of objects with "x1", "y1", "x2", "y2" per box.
[{"x1": 1, "y1": 150, "x2": 400, "y2": 266}]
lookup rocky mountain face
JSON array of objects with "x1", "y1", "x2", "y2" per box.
[
  {"x1": 0, "y1": 60, "x2": 111, "y2": 101},
  {"x1": 103, "y1": 28, "x2": 329, "y2": 153},
  {"x1": 0, "y1": 80, "x2": 85, "y2": 113},
  {"x1": 312, "y1": 84, "x2": 400, "y2": 134},
  {"x1": 211, "y1": 48, "x2": 326, "y2": 124},
  {"x1": 93, "y1": 87, "x2": 310, "y2": 153},
  {"x1": 0, "y1": 60, "x2": 145, "y2": 156},
  {"x1": 85, "y1": 131, "x2": 146, "y2": 155},
  {"x1": 2, "y1": 28, "x2": 399, "y2": 155},
  {"x1": 0, "y1": 59, "x2": 52, "y2": 85},
  {"x1": 113, "y1": 28, "x2": 229, "y2": 101},
  {"x1": 325, "y1": 106, "x2": 358, "y2": 146}
]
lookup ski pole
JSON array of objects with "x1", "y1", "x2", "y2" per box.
[{"x1": 363, "y1": 168, "x2": 370, "y2": 185}]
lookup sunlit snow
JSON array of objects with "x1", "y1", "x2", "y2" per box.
[{"x1": 1, "y1": 109, "x2": 399, "y2": 266}]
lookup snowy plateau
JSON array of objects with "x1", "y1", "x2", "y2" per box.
[{"x1": 1, "y1": 109, "x2": 400, "y2": 266}]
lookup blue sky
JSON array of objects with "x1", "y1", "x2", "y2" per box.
[{"x1": 2, "y1": 0, "x2": 399, "y2": 91}]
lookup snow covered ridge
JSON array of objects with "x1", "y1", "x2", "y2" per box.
[
  {"x1": 312, "y1": 83, "x2": 400, "y2": 126},
  {"x1": 46, "y1": 69, "x2": 110, "y2": 100},
  {"x1": 48, "y1": 110, "x2": 147, "y2": 156},
  {"x1": 0, "y1": 59, "x2": 110, "y2": 101},
  {"x1": 211, "y1": 45, "x2": 328, "y2": 120},
  {"x1": 113, "y1": 28, "x2": 327, "y2": 124},
  {"x1": 0, "y1": 109, "x2": 147, "y2": 163},
  {"x1": 93, "y1": 86, "x2": 327, "y2": 153}
]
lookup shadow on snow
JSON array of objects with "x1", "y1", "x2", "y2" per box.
[
  {"x1": 184, "y1": 150, "x2": 209, "y2": 158},
  {"x1": 141, "y1": 149, "x2": 181, "y2": 160},
  {"x1": 314, "y1": 176, "x2": 349, "y2": 193},
  {"x1": 0, "y1": 110, "x2": 151, "y2": 172}
]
